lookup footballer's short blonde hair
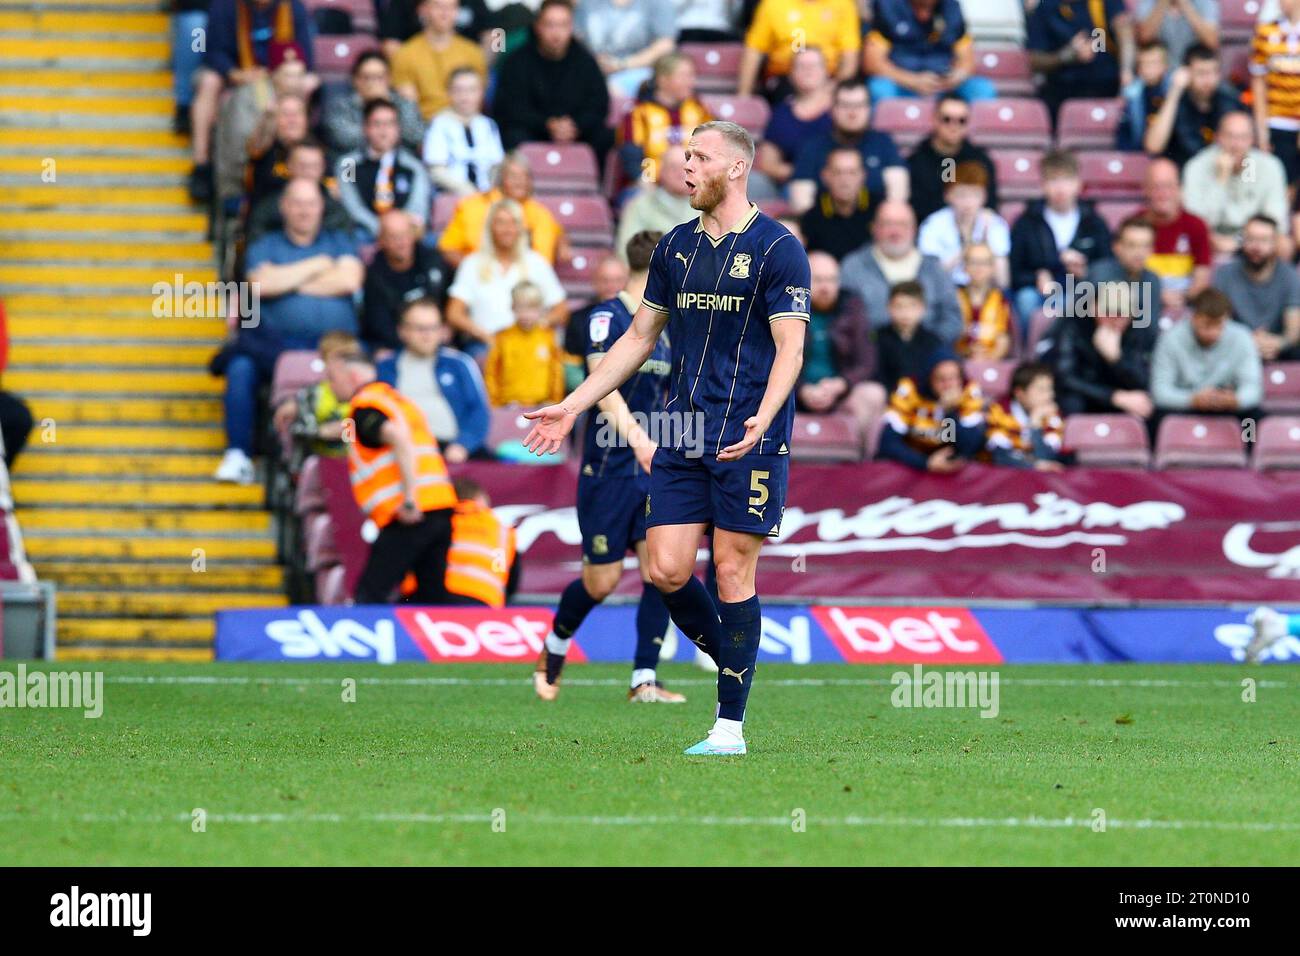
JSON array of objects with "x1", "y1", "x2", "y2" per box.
[{"x1": 692, "y1": 120, "x2": 755, "y2": 166}]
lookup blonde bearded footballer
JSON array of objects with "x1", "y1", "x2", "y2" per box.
[{"x1": 524, "y1": 121, "x2": 810, "y2": 755}]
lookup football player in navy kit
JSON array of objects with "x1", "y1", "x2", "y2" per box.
[
  {"x1": 525, "y1": 121, "x2": 811, "y2": 755},
  {"x1": 532, "y1": 230, "x2": 687, "y2": 704}
]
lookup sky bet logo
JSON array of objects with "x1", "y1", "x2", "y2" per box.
[{"x1": 50, "y1": 887, "x2": 151, "y2": 936}]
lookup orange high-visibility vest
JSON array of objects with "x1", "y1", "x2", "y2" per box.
[
  {"x1": 444, "y1": 499, "x2": 516, "y2": 607},
  {"x1": 348, "y1": 381, "x2": 456, "y2": 527}
]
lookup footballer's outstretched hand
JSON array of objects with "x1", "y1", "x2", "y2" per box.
[
  {"x1": 522, "y1": 403, "x2": 578, "y2": 456},
  {"x1": 717, "y1": 415, "x2": 766, "y2": 462}
]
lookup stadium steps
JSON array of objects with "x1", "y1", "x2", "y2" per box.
[{"x1": 0, "y1": 1, "x2": 286, "y2": 661}]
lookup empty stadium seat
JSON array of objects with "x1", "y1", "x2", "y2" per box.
[
  {"x1": 790, "y1": 412, "x2": 863, "y2": 462},
  {"x1": 1056, "y1": 98, "x2": 1124, "y2": 150},
  {"x1": 680, "y1": 42, "x2": 744, "y2": 94},
  {"x1": 965, "y1": 359, "x2": 1015, "y2": 401},
  {"x1": 518, "y1": 142, "x2": 599, "y2": 193},
  {"x1": 1252, "y1": 416, "x2": 1300, "y2": 470},
  {"x1": 1263, "y1": 361, "x2": 1300, "y2": 412},
  {"x1": 1026, "y1": 308, "x2": 1055, "y2": 356},
  {"x1": 970, "y1": 98, "x2": 1051, "y2": 149},
  {"x1": 756, "y1": 198, "x2": 790, "y2": 219},
  {"x1": 1096, "y1": 199, "x2": 1145, "y2": 232},
  {"x1": 1222, "y1": 0, "x2": 1265, "y2": 42},
  {"x1": 974, "y1": 47, "x2": 1035, "y2": 97},
  {"x1": 1078, "y1": 151, "x2": 1149, "y2": 200},
  {"x1": 313, "y1": 35, "x2": 379, "y2": 82},
  {"x1": 990, "y1": 148, "x2": 1042, "y2": 201},
  {"x1": 488, "y1": 405, "x2": 570, "y2": 461},
  {"x1": 315, "y1": 563, "x2": 349, "y2": 605},
  {"x1": 535, "y1": 194, "x2": 614, "y2": 245},
  {"x1": 1153, "y1": 414, "x2": 1247, "y2": 469},
  {"x1": 308, "y1": 0, "x2": 375, "y2": 32},
  {"x1": 554, "y1": 247, "x2": 611, "y2": 299},
  {"x1": 304, "y1": 511, "x2": 340, "y2": 573},
  {"x1": 999, "y1": 200, "x2": 1025, "y2": 226},
  {"x1": 701, "y1": 94, "x2": 770, "y2": 137},
  {"x1": 1062, "y1": 413, "x2": 1151, "y2": 468},
  {"x1": 270, "y1": 350, "x2": 324, "y2": 408},
  {"x1": 294, "y1": 455, "x2": 328, "y2": 516},
  {"x1": 872, "y1": 98, "x2": 934, "y2": 151}
]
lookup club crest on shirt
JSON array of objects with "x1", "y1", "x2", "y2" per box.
[
  {"x1": 729, "y1": 252, "x2": 751, "y2": 279},
  {"x1": 589, "y1": 311, "x2": 611, "y2": 343}
]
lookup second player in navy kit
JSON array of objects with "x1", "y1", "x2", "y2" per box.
[
  {"x1": 533, "y1": 231, "x2": 688, "y2": 703},
  {"x1": 525, "y1": 121, "x2": 811, "y2": 755}
]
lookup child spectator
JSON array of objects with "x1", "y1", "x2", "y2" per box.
[
  {"x1": 1118, "y1": 42, "x2": 1169, "y2": 151},
  {"x1": 423, "y1": 66, "x2": 505, "y2": 197},
  {"x1": 918, "y1": 160, "x2": 1010, "y2": 287},
  {"x1": 485, "y1": 281, "x2": 566, "y2": 406},
  {"x1": 271, "y1": 330, "x2": 359, "y2": 459},
  {"x1": 874, "y1": 281, "x2": 946, "y2": 394},
  {"x1": 878, "y1": 349, "x2": 988, "y2": 472},
  {"x1": 955, "y1": 244, "x2": 1013, "y2": 360},
  {"x1": 986, "y1": 362, "x2": 1066, "y2": 471}
]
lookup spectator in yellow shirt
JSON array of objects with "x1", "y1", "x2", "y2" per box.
[
  {"x1": 437, "y1": 151, "x2": 568, "y2": 266},
  {"x1": 738, "y1": 0, "x2": 861, "y2": 98},
  {"x1": 391, "y1": 0, "x2": 488, "y2": 121},
  {"x1": 485, "y1": 281, "x2": 567, "y2": 406}
]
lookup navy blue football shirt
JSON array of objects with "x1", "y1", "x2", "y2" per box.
[
  {"x1": 641, "y1": 204, "x2": 811, "y2": 457},
  {"x1": 581, "y1": 290, "x2": 672, "y2": 478}
]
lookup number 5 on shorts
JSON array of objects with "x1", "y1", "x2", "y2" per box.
[{"x1": 748, "y1": 470, "x2": 769, "y2": 519}]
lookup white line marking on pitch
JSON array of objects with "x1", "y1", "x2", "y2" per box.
[
  {"x1": 1, "y1": 811, "x2": 1297, "y2": 833},
  {"x1": 91, "y1": 675, "x2": 1296, "y2": 689}
]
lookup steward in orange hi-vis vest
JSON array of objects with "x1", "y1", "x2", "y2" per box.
[
  {"x1": 445, "y1": 498, "x2": 517, "y2": 607},
  {"x1": 329, "y1": 350, "x2": 459, "y2": 604},
  {"x1": 348, "y1": 380, "x2": 456, "y2": 526}
]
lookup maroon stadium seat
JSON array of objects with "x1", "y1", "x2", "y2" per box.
[
  {"x1": 607, "y1": 92, "x2": 634, "y2": 128},
  {"x1": 990, "y1": 148, "x2": 1042, "y2": 201},
  {"x1": 270, "y1": 350, "x2": 324, "y2": 408},
  {"x1": 312, "y1": 35, "x2": 379, "y2": 82},
  {"x1": 294, "y1": 455, "x2": 328, "y2": 517},
  {"x1": 974, "y1": 47, "x2": 1035, "y2": 97},
  {"x1": 680, "y1": 42, "x2": 744, "y2": 94},
  {"x1": 1078, "y1": 151, "x2": 1149, "y2": 200},
  {"x1": 1056, "y1": 98, "x2": 1124, "y2": 150},
  {"x1": 1096, "y1": 199, "x2": 1144, "y2": 233},
  {"x1": 756, "y1": 198, "x2": 790, "y2": 219},
  {"x1": 1026, "y1": 308, "x2": 1054, "y2": 355},
  {"x1": 790, "y1": 412, "x2": 863, "y2": 462},
  {"x1": 307, "y1": 0, "x2": 376, "y2": 33},
  {"x1": 999, "y1": 199, "x2": 1026, "y2": 225},
  {"x1": 518, "y1": 141, "x2": 599, "y2": 193},
  {"x1": 432, "y1": 192, "x2": 459, "y2": 233},
  {"x1": 315, "y1": 563, "x2": 349, "y2": 605},
  {"x1": 1153, "y1": 414, "x2": 1247, "y2": 469},
  {"x1": 1252, "y1": 416, "x2": 1300, "y2": 470},
  {"x1": 535, "y1": 194, "x2": 614, "y2": 246},
  {"x1": 965, "y1": 359, "x2": 1016, "y2": 401},
  {"x1": 1223, "y1": 42, "x2": 1252, "y2": 89},
  {"x1": 701, "y1": 94, "x2": 771, "y2": 137},
  {"x1": 1222, "y1": 0, "x2": 1264, "y2": 42},
  {"x1": 872, "y1": 98, "x2": 934, "y2": 151},
  {"x1": 1063, "y1": 413, "x2": 1151, "y2": 468},
  {"x1": 554, "y1": 247, "x2": 611, "y2": 299},
  {"x1": 304, "y1": 512, "x2": 340, "y2": 573},
  {"x1": 1263, "y1": 361, "x2": 1300, "y2": 412},
  {"x1": 488, "y1": 405, "x2": 570, "y2": 460},
  {"x1": 970, "y1": 98, "x2": 1051, "y2": 149}
]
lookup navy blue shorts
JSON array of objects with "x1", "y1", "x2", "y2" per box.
[
  {"x1": 576, "y1": 472, "x2": 649, "y2": 564},
  {"x1": 645, "y1": 447, "x2": 788, "y2": 538}
]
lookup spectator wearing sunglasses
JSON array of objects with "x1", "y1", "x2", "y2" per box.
[{"x1": 905, "y1": 93, "x2": 998, "y2": 224}]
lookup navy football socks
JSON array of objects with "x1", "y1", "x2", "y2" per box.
[
  {"x1": 660, "y1": 576, "x2": 723, "y2": 663},
  {"x1": 545, "y1": 579, "x2": 599, "y2": 683},
  {"x1": 633, "y1": 581, "x2": 671, "y2": 673},
  {"x1": 716, "y1": 595, "x2": 761, "y2": 722}
]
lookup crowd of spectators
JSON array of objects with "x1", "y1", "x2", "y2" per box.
[{"x1": 168, "y1": 0, "x2": 1300, "y2": 483}]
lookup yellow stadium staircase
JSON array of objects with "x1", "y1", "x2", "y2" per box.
[{"x1": 0, "y1": 0, "x2": 287, "y2": 660}]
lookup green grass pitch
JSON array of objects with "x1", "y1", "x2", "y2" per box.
[{"x1": 1, "y1": 662, "x2": 1297, "y2": 866}]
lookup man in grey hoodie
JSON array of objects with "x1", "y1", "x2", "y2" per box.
[
  {"x1": 1151, "y1": 287, "x2": 1262, "y2": 421},
  {"x1": 840, "y1": 200, "x2": 962, "y2": 345}
]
